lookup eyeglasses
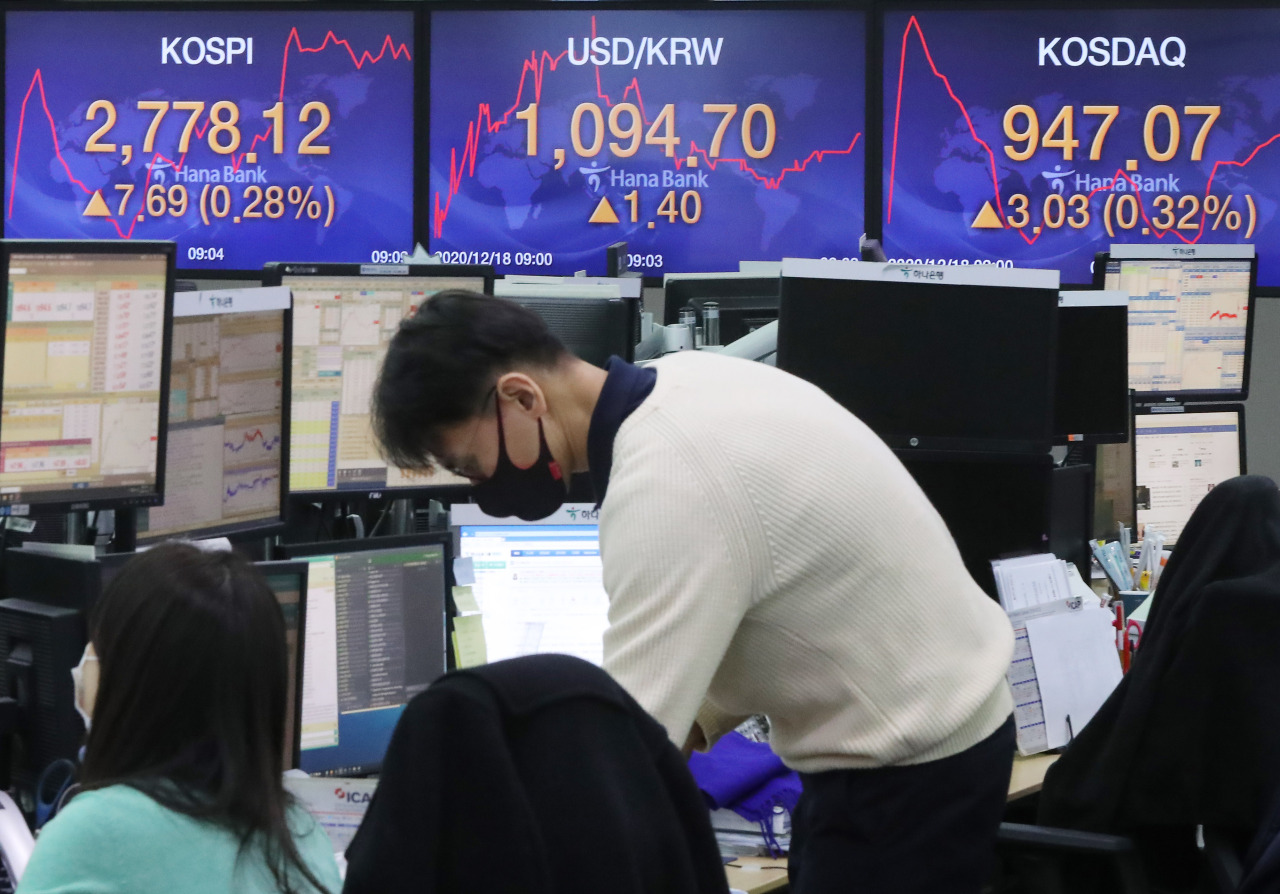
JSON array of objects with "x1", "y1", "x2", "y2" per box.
[{"x1": 436, "y1": 386, "x2": 497, "y2": 480}]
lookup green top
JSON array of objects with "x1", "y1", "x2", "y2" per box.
[{"x1": 17, "y1": 784, "x2": 342, "y2": 894}]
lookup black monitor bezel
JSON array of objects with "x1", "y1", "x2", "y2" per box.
[
  {"x1": 1131, "y1": 400, "x2": 1247, "y2": 544},
  {"x1": 777, "y1": 271, "x2": 1060, "y2": 455},
  {"x1": 1053, "y1": 288, "x2": 1130, "y2": 446},
  {"x1": 274, "y1": 532, "x2": 452, "y2": 777},
  {"x1": 1094, "y1": 250, "x2": 1258, "y2": 403},
  {"x1": 0, "y1": 238, "x2": 176, "y2": 513},
  {"x1": 0, "y1": 1, "x2": 422, "y2": 280},
  {"x1": 264, "y1": 262, "x2": 492, "y2": 503},
  {"x1": 255, "y1": 558, "x2": 310, "y2": 772},
  {"x1": 138, "y1": 296, "x2": 293, "y2": 544}
]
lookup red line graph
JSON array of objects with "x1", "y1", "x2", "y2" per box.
[
  {"x1": 433, "y1": 14, "x2": 859, "y2": 238},
  {"x1": 888, "y1": 15, "x2": 1280, "y2": 246},
  {"x1": 8, "y1": 29, "x2": 411, "y2": 239},
  {"x1": 1210, "y1": 311, "x2": 1240, "y2": 320}
]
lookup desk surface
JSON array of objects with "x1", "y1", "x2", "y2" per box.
[
  {"x1": 723, "y1": 752, "x2": 1059, "y2": 893},
  {"x1": 725, "y1": 857, "x2": 789, "y2": 894}
]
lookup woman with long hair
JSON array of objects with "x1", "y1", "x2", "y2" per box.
[{"x1": 17, "y1": 543, "x2": 339, "y2": 894}]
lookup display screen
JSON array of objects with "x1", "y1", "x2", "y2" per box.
[
  {"x1": 456, "y1": 505, "x2": 608, "y2": 667},
  {"x1": 298, "y1": 543, "x2": 447, "y2": 777},
  {"x1": 1104, "y1": 256, "x2": 1251, "y2": 396},
  {"x1": 260, "y1": 564, "x2": 306, "y2": 769},
  {"x1": 0, "y1": 248, "x2": 172, "y2": 509},
  {"x1": 140, "y1": 288, "x2": 288, "y2": 541},
  {"x1": 429, "y1": 9, "x2": 864, "y2": 275},
  {"x1": 1055, "y1": 291, "x2": 1129, "y2": 444},
  {"x1": 284, "y1": 272, "x2": 480, "y2": 495},
  {"x1": 883, "y1": 10, "x2": 1280, "y2": 284},
  {"x1": 4, "y1": 9, "x2": 415, "y2": 271},
  {"x1": 1134, "y1": 407, "x2": 1242, "y2": 543},
  {"x1": 777, "y1": 259, "x2": 1061, "y2": 453}
]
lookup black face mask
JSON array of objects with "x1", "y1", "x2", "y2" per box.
[{"x1": 472, "y1": 400, "x2": 567, "y2": 521}]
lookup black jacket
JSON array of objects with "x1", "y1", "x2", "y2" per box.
[
  {"x1": 1040, "y1": 476, "x2": 1280, "y2": 842},
  {"x1": 342, "y1": 653, "x2": 730, "y2": 894}
]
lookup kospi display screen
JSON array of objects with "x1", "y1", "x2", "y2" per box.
[
  {"x1": 4, "y1": 8, "x2": 416, "y2": 272},
  {"x1": 429, "y1": 9, "x2": 865, "y2": 276},
  {"x1": 883, "y1": 10, "x2": 1280, "y2": 285}
]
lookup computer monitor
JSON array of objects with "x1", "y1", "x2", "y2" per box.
[
  {"x1": 777, "y1": 258, "x2": 1061, "y2": 454},
  {"x1": 1055, "y1": 290, "x2": 1129, "y2": 445},
  {"x1": 4, "y1": 7, "x2": 417, "y2": 275},
  {"x1": 1096, "y1": 245, "x2": 1256, "y2": 401},
  {"x1": 263, "y1": 263, "x2": 493, "y2": 500},
  {"x1": 1133, "y1": 403, "x2": 1245, "y2": 544},
  {"x1": 428, "y1": 8, "x2": 865, "y2": 276},
  {"x1": 277, "y1": 535, "x2": 450, "y2": 777},
  {"x1": 255, "y1": 559, "x2": 308, "y2": 771},
  {"x1": 492, "y1": 282, "x2": 637, "y2": 366},
  {"x1": 0, "y1": 240, "x2": 175, "y2": 511},
  {"x1": 453, "y1": 504, "x2": 608, "y2": 667},
  {"x1": 662, "y1": 274, "x2": 780, "y2": 340},
  {"x1": 140, "y1": 287, "x2": 290, "y2": 542}
]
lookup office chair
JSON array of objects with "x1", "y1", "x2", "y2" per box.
[
  {"x1": 343, "y1": 654, "x2": 730, "y2": 894},
  {"x1": 992, "y1": 822, "x2": 1148, "y2": 894}
]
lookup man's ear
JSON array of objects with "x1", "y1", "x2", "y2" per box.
[{"x1": 495, "y1": 372, "x2": 548, "y2": 415}]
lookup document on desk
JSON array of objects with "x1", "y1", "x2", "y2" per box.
[
  {"x1": 992, "y1": 554, "x2": 1073, "y2": 614},
  {"x1": 1008, "y1": 625, "x2": 1049, "y2": 755},
  {"x1": 993, "y1": 554, "x2": 1088, "y2": 755},
  {"x1": 1026, "y1": 607, "x2": 1123, "y2": 749}
]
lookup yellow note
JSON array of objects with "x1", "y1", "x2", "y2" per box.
[
  {"x1": 453, "y1": 614, "x2": 488, "y2": 668},
  {"x1": 452, "y1": 585, "x2": 480, "y2": 614}
]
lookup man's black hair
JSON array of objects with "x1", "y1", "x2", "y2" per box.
[{"x1": 372, "y1": 289, "x2": 569, "y2": 470}]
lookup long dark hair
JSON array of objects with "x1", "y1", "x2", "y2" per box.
[{"x1": 81, "y1": 543, "x2": 329, "y2": 894}]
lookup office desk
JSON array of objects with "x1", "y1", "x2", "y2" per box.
[{"x1": 723, "y1": 753, "x2": 1060, "y2": 893}]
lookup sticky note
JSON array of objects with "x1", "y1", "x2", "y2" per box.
[
  {"x1": 452, "y1": 585, "x2": 480, "y2": 614},
  {"x1": 453, "y1": 614, "x2": 487, "y2": 668},
  {"x1": 453, "y1": 556, "x2": 476, "y2": 586}
]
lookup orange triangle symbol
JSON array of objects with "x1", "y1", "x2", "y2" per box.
[
  {"x1": 83, "y1": 191, "x2": 112, "y2": 218},
  {"x1": 588, "y1": 196, "x2": 620, "y2": 225},
  {"x1": 970, "y1": 201, "x2": 1003, "y2": 229}
]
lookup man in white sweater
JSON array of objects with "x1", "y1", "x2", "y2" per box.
[{"x1": 373, "y1": 291, "x2": 1016, "y2": 893}]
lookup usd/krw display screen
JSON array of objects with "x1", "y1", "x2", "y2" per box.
[
  {"x1": 430, "y1": 9, "x2": 864, "y2": 276},
  {"x1": 5, "y1": 9, "x2": 415, "y2": 271},
  {"x1": 884, "y1": 10, "x2": 1280, "y2": 285}
]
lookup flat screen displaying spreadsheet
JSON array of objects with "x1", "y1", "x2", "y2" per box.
[
  {"x1": 0, "y1": 242, "x2": 174, "y2": 510},
  {"x1": 283, "y1": 537, "x2": 449, "y2": 777},
  {"x1": 1134, "y1": 406, "x2": 1244, "y2": 544},
  {"x1": 454, "y1": 504, "x2": 609, "y2": 666},
  {"x1": 267, "y1": 264, "x2": 491, "y2": 497},
  {"x1": 1101, "y1": 251, "x2": 1255, "y2": 399},
  {"x1": 140, "y1": 287, "x2": 288, "y2": 541}
]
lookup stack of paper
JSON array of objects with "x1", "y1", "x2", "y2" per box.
[{"x1": 993, "y1": 554, "x2": 1121, "y2": 754}]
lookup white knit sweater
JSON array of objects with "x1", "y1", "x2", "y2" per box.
[{"x1": 599, "y1": 351, "x2": 1014, "y2": 773}]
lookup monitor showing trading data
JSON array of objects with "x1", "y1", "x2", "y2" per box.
[
  {"x1": 140, "y1": 287, "x2": 288, "y2": 542},
  {"x1": 284, "y1": 537, "x2": 449, "y2": 777},
  {"x1": 453, "y1": 504, "x2": 609, "y2": 667},
  {"x1": 429, "y1": 8, "x2": 865, "y2": 276},
  {"x1": 0, "y1": 241, "x2": 174, "y2": 510},
  {"x1": 1134, "y1": 405, "x2": 1244, "y2": 544},
  {"x1": 1098, "y1": 246, "x2": 1255, "y2": 400},
  {"x1": 882, "y1": 9, "x2": 1280, "y2": 286},
  {"x1": 265, "y1": 263, "x2": 493, "y2": 497},
  {"x1": 257, "y1": 559, "x2": 308, "y2": 770},
  {"x1": 4, "y1": 8, "x2": 416, "y2": 273}
]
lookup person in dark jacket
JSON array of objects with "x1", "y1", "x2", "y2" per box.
[
  {"x1": 1039, "y1": 475, "x2": 1280, "y2": 886},
  {"x1": 342, "y1": 653, "x2": 728, "y2": 894}
]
